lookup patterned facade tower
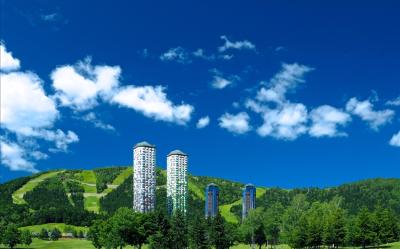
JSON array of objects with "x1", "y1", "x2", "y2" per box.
[
  {"x1": 242, "y1": 184, "x2": 256, "y2": 220},
  {"x1": 133, "y1": 141, "x2": 156, "y2": 213},
  {"x1": 205, "y1": 183, "x2": 219, "y2": 218},
  {"x1": 167, "y1": 150, "x2": 188, "y2": 215}
]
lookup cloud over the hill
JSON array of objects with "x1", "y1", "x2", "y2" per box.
[
  {"x1": 346, "y1": 98, "x2": 394, "y2": 130},
  {"x1": 112, "y1": 85, "x2": 194, "y2": 125}
]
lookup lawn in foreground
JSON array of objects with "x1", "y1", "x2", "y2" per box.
[{"x1": 0, "y1": 240, "x2": 399, "y2": 249}]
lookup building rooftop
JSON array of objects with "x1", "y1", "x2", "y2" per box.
[
  {"x1": 134, "y1": 141, "x2": 156, "y2": 149},
  {"x1": 244, "y1": 183, "x2": 256, "y2": 188},
  {"x1": 167, "y1": 149, "x2": 188, "y2": 156},
  {"x1": 207, "y1": 183, "x2": 218, "y2": 187}
]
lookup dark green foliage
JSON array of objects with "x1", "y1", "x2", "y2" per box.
[
  {"x1": 189, "y1": 215, "x2": 210, "y2": 249},
  {"x1": 24, "y1": 178, "x2": 71, "y2": 210},
  {"x1": 50, "y1": 228, "x2": 62, "y2": 241},
  {"x1": 210, "y1": 213, "x2": 231, "y2": 249},
  {"x1": 20, "y1": 229, "x2": 33, "y2": 246},
  {"x1": 170, "y1": 211, "x2": 188, "y2": 249},
  {"x1": 93, "y1": 167, "x2": 125, "y2": 193},
  {"x1": 39, "y1": 228, "x2": 49, "y2": 240},
  {"x1": 99, "y1": 174, "x2": 132, "y2": 214},
  {"x1": 0, "y1": 176, "x2": 31, "y2": 205},
  {"x1": 3, "y1": 224, "x2": 20, "y2": 249}
]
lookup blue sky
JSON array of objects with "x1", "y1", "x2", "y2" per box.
[{"x1": 1, "y1": 0, "x2": 399, "y2": 188}]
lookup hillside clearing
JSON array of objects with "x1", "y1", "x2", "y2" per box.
[{"x1": 12, "y1": 171, "x2": 62, "y2": 205}]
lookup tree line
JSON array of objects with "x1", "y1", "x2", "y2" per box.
[{"x1": 88, "y1": 194, "x2": 400, "y2": 249}]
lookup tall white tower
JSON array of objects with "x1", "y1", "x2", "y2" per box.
[
  {"x1": 133, "y1": 141, "x2": 156, "y2": 213},
  {"x1": 167, "y1": 150, "x2": 188, "y2": 215}
]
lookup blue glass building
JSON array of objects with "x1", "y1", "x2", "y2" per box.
[
  {"x1": 242, "y1": 184, "x2": 256, "y2": 220},
  {"x1": 205, "y1": 183, "x2": 219, "y2": 218}
]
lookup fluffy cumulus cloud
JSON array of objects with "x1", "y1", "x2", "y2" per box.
[
  {"x1": 1, "y1": 45, "x2": 79, "y2": 172},
  {"x1": 160, "y1": 47, "x2": 191, "y2": 64},
  {"x1": 219, "y1": 112, "x2": 251, "y2": 134},
  {"x1": 256, "y1": 63, "x2": 313, "y2": 104},
  {"x1": 51, "y1": 58, "x2": 121, "y2": 110},
  {"x1": 196, "y1": 116, "x2": 210, "y2": 129},
  {"x1": 0, "y1": 140, "x2": 38, "y2": 173},
  {"x1": 240, "y1": 63, "x2": 314, "y2": 140},
  {"x1": 0, "y1": 44, "x2": 21, "y2": 71},
  {"x1": 257, "y1": 103, "x2": 308, "y2": 140},
  {"x1": 210, "y1": 69, "x2": 240, "y2": 89},
  {"x1": 346, "y1": 98, "x2": 394, "y2": 130},
  {"x1": 1, "y1": 72, "x2": 59, "y2": 135},
  {"x1": 309, "y1": 105, "x2": 351, "y2": 137},
  {"x1": 390, "y1": 131, "x2": 400, "y2": 147},
  {"x1": 218, "y1": 35, "x2": 256, "y2": 52},
  {"x1": 112, "y1": 85, "x2": 194, "y2": 125}
]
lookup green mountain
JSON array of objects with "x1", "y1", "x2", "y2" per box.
[{"x1": 1, "y1": 166, "x2": 400, "y2": 228}]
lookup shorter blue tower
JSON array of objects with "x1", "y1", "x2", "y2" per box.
[
  {"x1": 205, "y1": 183, "x2": 219, "y2": 218},
  {"x1": 242, "y1": 184, "x2": 256, "y2": 220}
]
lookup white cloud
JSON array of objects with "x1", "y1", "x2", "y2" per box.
[
  {"x1": 218, "y1": 35, "x2": 256, "y2": 52},
  {"x1": 1, "y1": 72, "x2": 59, "y2": 135},
  {"x1": 346, "y1": 98, "x2": 394, "y2": 130},
  {"x1": 41, "y1": 13, "x2": 59, "y2": 22},
  {"x1": 112, "y1": 85, "x2": 194, "y2": 125},
  {"x1": 389, "y1": 131, "x2": 400, "y2": 147},
  {"x1": 0, "y1": 44, "x2": 21, "y2": 71},
  {"x1": 40, "y1": 129, "x2": 79, "y2": 152},
  {"x1": 309, "y1": 105, "x2": 351, "y2": 137},
  {"x1": 196, "y1": 116, "x2": 210, "y2": 129},
  {"x1": 1, "y1": 48, "x2": 79, "y2": 172},
  {"x1": 78, "y1": 112, "x2": 116, "y2": 131},
  {"x1": 257, "y1": 103, "x2": 308, "y2": 140},
  {"x1": 51, "y1": 58, "x2": 121, "y2": 111},
  {"x1": 193, "y1": 49, "x2": 215, "y2": 60},
  {"x1": 386, "y1": 96, "x2": 400, "y2": 106},
  {"x1": 0, "y1": 139, "x2": 38, "y2": 173},
  {"x1": 160, "y1": 47, "x2": 191, "y2": 64},
  {"x1": 219, "y1": 112, "x2": 251, "y2": 134},
  {"x1": 257, "y1": 63, "x2": 313, "y2": 104},
  {"x1": 210, "y1": 69, "x2": 239, "y2": 89}
]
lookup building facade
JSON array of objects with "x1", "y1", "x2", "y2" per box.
[
  {"x1": 242, "y1": 184, "x2": 256, "y2": 220},
  {"x1": 167, "y1": 150, "x2": 188, "y2": 215},
  {"x1": 133, "y1": 141, "x2": 156, "y2": 213},
  {"x1": 205, "y1": 183, "x2": 219, "y2": 218}
]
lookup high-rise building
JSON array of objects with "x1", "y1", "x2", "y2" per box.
[
  {"x1": 242, "y1": 184, "x2": 256, "y2": 220},
  {"x1": 205, "y1": 183, "x2": 219, "y2": 218},
  {"x1": 133, "y1": 141, "x2": 156, "y2": 213},
  {"x1": 167, "y1": 150, "x2": 188, "y2": 215}
]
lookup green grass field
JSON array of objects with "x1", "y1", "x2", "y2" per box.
[
  {"x1": 12, "y1": 171, "x2": 62, "y2": 205},
  {"x1": 220, "y1": 199, "x2": 241, "y2": 223},
  {"x1": 1, "y1": 240, "x2": 398, "y2": 249}
]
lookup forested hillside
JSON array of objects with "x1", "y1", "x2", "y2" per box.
[{"x1": 0, "y1": 166, "x2": 399, "y2": 228}]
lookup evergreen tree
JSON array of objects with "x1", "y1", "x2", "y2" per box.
[
  {"x1": 355, "y1": 207, "x2": 378, "y2": 248},
  {"x1": 188, "y1": 215, "x2": 210, "y2": 249},
  {"x1": 3, "y1": 224, "x2": 21, "y2": 249},
  {"x1": 324, "y1": 207, "x2": 346, "y2": 248},
  {"x1": 170, "y1": 210, "x2": 188, "y2": 249},
  {"x1": 210, "y1": 213, "x2": 230, "y2": 249},
  {"x1": 375, "y1": 207, "x2": 400, "y2": 244},
  {"x1": 20, "y1": 230, "x2": 33, "y2": 247},
  {"x1": 148, "y1": 211, "x2": 172, "y2": 249}
]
